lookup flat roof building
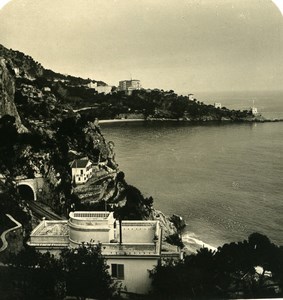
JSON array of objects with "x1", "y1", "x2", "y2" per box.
[
  {"x1": 118, "y1": 79, "x2": 141, "y2": 95},
  {"x1": 28, "y1": 211, "x2": 180, "y2": 295}
]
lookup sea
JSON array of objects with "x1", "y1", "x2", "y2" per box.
[{"x1": 101, "y1": 90, "x2": 283, "y2": 251}]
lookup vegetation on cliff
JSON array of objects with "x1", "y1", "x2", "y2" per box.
[
  {"x1": 0, "y1": 47, "x2": 180, "y2": 247},
  {"x1": 0, "y1": 43, "x2": 255, "y2": 124},
  {"x1": 85, "y1": 89, "x2": 253, "y2": 121}
]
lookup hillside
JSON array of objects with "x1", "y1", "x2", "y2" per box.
[
  {"x1": 0, "y1": 45, "x2": 184, "y2": 252},
  {"x1": 0, "y1": 44, "x2": 259, "y2": 124}
]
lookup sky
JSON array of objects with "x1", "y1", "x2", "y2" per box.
[{"x1": 0, "y1": 0, "x2": 282, "y2": 94}]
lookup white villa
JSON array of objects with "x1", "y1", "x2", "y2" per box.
[
  {"x1": 88, "y1": 82, "x2": 112, "y2": 94},
  {"x1": 28, "y1": 211, "x2": 181, "y2": 295},
  {"x1": 70, "y1": 159, "x2": 93, "y2": 184},
  {"x1": 214, "y1": 102, "x2": 222, "y2": 109}
]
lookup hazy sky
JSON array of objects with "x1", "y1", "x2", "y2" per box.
[{"x1": 0, "y1": 0, "x2": 282, "y2": 94}]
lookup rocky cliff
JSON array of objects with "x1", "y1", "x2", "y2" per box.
[
  {"x1": 0, "y1": 58, "x2": 26, "y2": 132},
  {"x1": 0, "y1": 44, "x2": 43, "y2": 79}
]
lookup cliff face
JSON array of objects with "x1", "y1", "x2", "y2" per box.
[{"x1": 0, "y1": 58, "x2": 26, "y2": 132}]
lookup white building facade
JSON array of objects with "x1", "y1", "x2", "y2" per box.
[
  {"x1": 214, "y1": 102, "x2": 222, "y2": 109},
  {"x1": 28, "y1": 211, "x2": 180, "y2": 295},
  {"x1": 118, "y1": 80, "x2": 141, "y2": 95},
  {"x1": 70, "y1": 159, "x2": 93, "y2": 184},
  {"x1": 88, "y1": 82, "x2": 112, "y2": 94}
]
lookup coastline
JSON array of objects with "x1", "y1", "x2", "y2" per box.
[
  {"x1": 99, "y1": 115, "x2": 283, "y2": 254},
  {"x1": 98, "y1": 117, "x2": 283, "y2": 125},
  {"x1": 99, "y1": 118, "x2": 146, "y2": 124}
]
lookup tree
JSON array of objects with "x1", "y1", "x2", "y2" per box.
[
  {"x1": 60, "y1": 243, "x2": 119, "y2": 299},
  {"x1": 7, "y1": 244, "x2": 120, "y2": 300},
  {"x1": 7, "y1": 247, "x2": 64, "y2": 299},
  {"x1": 115, "y1": 185, "x2": 153, "y2": 220},
  {"x1": 165, "y1": 233, "x2": 184, "y2": 249},
  {"x1": 169, "y1": 98, "x2": 188, "y2": 118},
  {"x1": 150, "y1": 233, "x2": 283, "y2": 299}
]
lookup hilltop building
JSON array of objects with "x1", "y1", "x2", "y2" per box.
[
  {"x1": 214, "y1": 102, "x2": 222, "y2": 109},
  {"x1": 88, "y1": 82, "x2": 112, "y2": 94},
  {"x1": 70, "y1": 159, "x2": 93, "y2": 184},
  {"x1": 118, "y1": 79, "x2": 141, "y2": 95},
  {"x1": 28, "y1": 211, "x2": 180, "y2": 295}
]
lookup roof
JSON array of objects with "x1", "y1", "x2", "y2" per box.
[
  {"x1": 70, "y1": 159, "x2": 91, "y2": 168},
  {"x1": 119, "y1": 79, "x2": 140, "y2": 83}
]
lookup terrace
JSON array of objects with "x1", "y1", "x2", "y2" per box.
[
  {"x1": 101, "y1": 242, "x2": 159, "y2": 256},
  {"x1": 29, "y1": 212, "x2": 163, "y2": 256},
  {"x1": 29, "y1": 220, "x2": 69, "y2": 245}
]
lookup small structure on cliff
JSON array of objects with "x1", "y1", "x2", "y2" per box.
[
  {"x1": 214, "y1": 102, "x2": 222, "y2": 109},
  {"x1": 70, "y1": 158, "x2": 93, "y2": 184},
  {"x1": 87, "y1": 82, "x2": 112, "y2": 94},
  {"x1": 250, "y1": 100, "x2": 258, "y2": 116},
  {"x1": 28, "y1": 211, "x2": 181, "y2": 295}
]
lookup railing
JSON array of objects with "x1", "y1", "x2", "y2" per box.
[
  {"x1": 72, "y1": 211, "x2": 111, "y2": 219},
  {"x1": 121, "y1": 221, "x2": 157, "y2": 227},
  {"x1": 161, "y1": 252, "x2": 181, "y2": 259},
  {"x1": 30, "y1": 234, "x2": 69, "y2": 244},
  {"x1": 69, "y1": 219, "x2": 110, "y2": 227},
  {"x1": 101, "y1": 243, "x2": 158, "y2": 255}
]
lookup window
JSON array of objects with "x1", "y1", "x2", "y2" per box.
[
  {"x1": 111, "y1": 264, "x2": 124, "y2": 280},
  {"x1": 80, "y1": 170, "x2": 83, "y2": 175}
]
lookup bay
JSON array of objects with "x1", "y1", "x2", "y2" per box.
[{"x1": 101, "y1": 92, "x2": 283, "y2": 249}]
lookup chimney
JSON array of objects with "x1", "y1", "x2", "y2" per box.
[{"x1": 119, "y1": 217, "x2": 122, "y2": 245}]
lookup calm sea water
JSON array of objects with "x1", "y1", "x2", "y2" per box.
[{"x1": 102, "y1": 91, "x2": 283, "y2": 249}]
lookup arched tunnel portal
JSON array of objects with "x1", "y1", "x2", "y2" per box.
[{"x1": 17, "y1": 184, "x2": 36, "y2": 201}]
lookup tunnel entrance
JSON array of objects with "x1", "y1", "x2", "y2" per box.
[{"x1": 18, "y1": 184, "x2": 36, "y2": 201}]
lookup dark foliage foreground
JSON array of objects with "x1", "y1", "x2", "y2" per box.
[
  {"x1": 2, "y1": 244, "x2": 120, "y2": 300},
  {"x1": 150, "y1": 233, "x2": 283, "y2": 299}
]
